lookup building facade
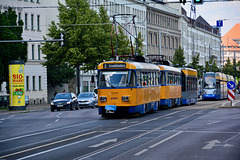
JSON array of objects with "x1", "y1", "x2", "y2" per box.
[{"x1": 221, "y1": 23, "x2": 240, "y2": 66}]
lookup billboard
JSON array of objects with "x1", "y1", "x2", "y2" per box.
[{"x1": 9, "y1": 60, "x2": 26, "y2": 110}]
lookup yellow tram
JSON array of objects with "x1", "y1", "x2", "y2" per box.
[{"x1": 97, "y1": 61, "x2": 161, "y2": 117}]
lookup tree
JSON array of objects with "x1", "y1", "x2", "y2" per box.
[
  {"x1": 134, "y1": 32, "x2": 144, "y2": 56},
  {"x1": 42, "y1": 0, "x2": 114, "y2": 88},
  {"x1": 0, "y1": 7, "x2": 27, "y2": 92},
  {"x1": 172, "y1": 46, "x2": 186, "y2": 67},
  {"x1": 205, "y1": 55, "x2": 219, "y2": 72},
  {"x1": 42, "y1": 0, "x2": 113, "y2": 69},
  {"x1": 222, "y1": 58, "x2": 234, "y2": 75}
]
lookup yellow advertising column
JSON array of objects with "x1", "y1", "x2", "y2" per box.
[{"x1": 9, "y1": 60, "x2": 26, "y2": 110}]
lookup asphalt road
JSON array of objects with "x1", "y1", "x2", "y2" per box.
[{"x1": 0, "y1": 98, "x2": 240, "y2": 160}]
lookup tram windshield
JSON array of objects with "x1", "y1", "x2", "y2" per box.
[
  {"x1": 98, "y1": 70, "x2": 136, "y2": 88},
  {"x1": 203, "y1": 76, "x2": 216, "y2": 89}
]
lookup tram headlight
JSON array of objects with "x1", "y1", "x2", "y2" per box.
[
  {"x1": 100, "y1": 96, "x2": 107, "y2": 102},
  {"x1": 122, "y1": 96, "x2": 129, "y2": 102}
]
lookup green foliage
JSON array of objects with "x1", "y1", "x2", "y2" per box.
[
  {"x1": 222, "y1": 58, "x2": 234, "y2": 75},
  {"x1": 0, "y1": 7, "x2": 27, "y2": 90},
  {"x1": 134, "y1": 32, "x2": 144, "y2": 56},
  {"x1": 42, "y1": 0, "x2": 112, "y2": 71},
  {"x1": 172, "y1": 46, "x2": 186, "y2": 67},
  {"x1": 47, "y1": 63, "x2": 75, "y2": 87},
  {"x1": 205, "y1": 55, "x2": 219, "y2": 72}
]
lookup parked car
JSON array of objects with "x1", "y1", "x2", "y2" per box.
[
  {"x1": 50, "y1": 93, "x2": 79, "y2": 112},
  {"x1": 0, "y1": 95, "x2": 9, "y2": 108},
  {"x1": 25, "y1": 96, "x2": 29, "y2": 105},
  {"x1": 77, "y1": 92, "x2": 98, "y2": 109}
]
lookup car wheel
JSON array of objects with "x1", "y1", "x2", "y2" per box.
[
  {"x1": 70, "y1": 104, "x2": 74, "y2": 110},
  {"x1": 57, "y1": 108, "x2": 60, "y2": 111}
]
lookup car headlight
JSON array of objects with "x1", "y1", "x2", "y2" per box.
[
  {"x1": 51, "y1": 102, "x2": 54, "y2": 105},
  {"x1": 122, "y1": 96, "x2": 129, "y2": 102},
  {"x1": 67, "y1": 101, "x2": 71, "y2": 104},
  {"x1": 100, "y1": 96, "x2": 107, "y2": 102}
]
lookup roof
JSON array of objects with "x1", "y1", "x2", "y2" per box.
[{"x1": 223, "y1": 23, "x2": 240, "y2": 40}]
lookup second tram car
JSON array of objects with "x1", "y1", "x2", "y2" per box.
[
  {"x1": 158, "y1": 65, "x2": 181, "y2": 107},
  {"x1": 180, "y1": 68, "x2": 198, "y2": 105},
  {"x1": 97, "y1": 61, "x2": 161, "y2": 117}
]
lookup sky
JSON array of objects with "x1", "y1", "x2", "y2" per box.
[{"x1": 182, "y1": 1, "x2": 240, "y2": 36}]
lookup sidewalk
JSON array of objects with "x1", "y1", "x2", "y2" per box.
[{"x1": 0, "y1": 104, "x2": 50, "y2": 115}]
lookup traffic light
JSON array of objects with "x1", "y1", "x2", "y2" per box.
[
  {"x1": 193, "y1": 0, "x2": 204, "y2": 5},
  {"x1": 180, "y1": 0, "x2": 186, "y2": 5}
]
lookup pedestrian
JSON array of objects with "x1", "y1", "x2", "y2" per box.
[{"x1": 54, "y1": 90, "x2": 58, "y2": 97}]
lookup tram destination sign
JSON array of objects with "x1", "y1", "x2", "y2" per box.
[{"x1": 103, "y1": 63, "x2": 126, "y2": 68}]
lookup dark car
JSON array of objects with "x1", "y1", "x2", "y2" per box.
[
  {"x1": 51, "y1": 93, "x2": 79, "y2": 112},
  {"x1": 0, "y1": 95, "x2": 9, "y2": 108},
  {"x1": 77, "y1": 92, "x2": 98, "y2": 109}
]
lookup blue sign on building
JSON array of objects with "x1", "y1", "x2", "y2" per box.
[{"x1": 216, "y1": 20, "x2": 223, "y2": 28}]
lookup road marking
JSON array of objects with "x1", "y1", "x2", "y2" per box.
[
  {"x1": 207, "y1": 121, "x2": 220, "y2": 125},
  {"x1": 148, "y1": 131, "x2": 183, "y2": 148},
  {"x1": 134, "y1": 149, "x2": 148, "y2": 156},
  {"x1": 89, "y1": 138, "x2": 118, "y2": 148},
  {"x1": 0, "y1": 131, "x2": 97, "y2": 160},
  {"x1": 46, "y1": 124, "x2": 52, "y2": 127},
  {"x1": 232, "y1": 117, "x2": 240, "y2": 120},
  {"x1": 0, "y1": 120, "x2": 98, "y2": 143},
  {"x1": 202, "y1": 140, "x2": 234, "y2": 150},
  {"x1": 55, "y1": 119, "x2": 59, "y2": 123}
]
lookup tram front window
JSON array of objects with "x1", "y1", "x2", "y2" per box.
[
  {"x1": 98, "y1": 70, "x2": 133, "y2": 88},
  {"x1": 204, "y1": 77, "x2": 216, "y2": 89}
]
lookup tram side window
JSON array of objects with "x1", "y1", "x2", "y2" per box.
[
  {"x1": 137, "y1": 71, "x2": 141, "y2": 86},
  {"x1": 160, "y1": 71, "x2": 166, "y2": 85},
  {"x1": 129, "y1": 71, "x2": 136, "y2": 87}
]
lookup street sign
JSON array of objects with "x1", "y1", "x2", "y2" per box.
[
  {"x1": 228, "y1": 89, "x2": 235, "y2": 101},
  {"x1": 216, "y1": 20, "x2": 223, "y2": 28},
  {"x1": 227, "y1": 81, "x2": 235, "y2": 90}
]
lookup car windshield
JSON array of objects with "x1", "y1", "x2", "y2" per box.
[
  {"x1": 78, "y1": 93, "x2": 93, "y2": 98},
  {"x1": 204, "y1": 77, "x2": 216, "y2": 89},
  {"x1": 55, "y1": 94, "x2": 71, "y2": 99},
  {"x1": 98, "y1": 70, "x2": 131, "y2": 88}
]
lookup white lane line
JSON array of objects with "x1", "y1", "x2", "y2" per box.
[
  {"x1": 1, "y1": 131, "x2": 97, "y2": 160},
  {"x1": 46, "y1": 124, "x2": 52, "y2": 127},
  {"x1": 134, "y1": 149, "x2": 148, "y2": 156},
  {"x1": 55, "y1": 119, "x2": 59, "y2": 123},
  {"x1": 232, "y1": 117, "x2": 240, "y2": 120},
  {"x1": 207, "y1": 121, "x2": 220, "y2": 125},
  {"x1": 0, "y1": 120, "x2": 98, "y2": 143},
  {"x1": 148, "y1": 131, "x2": 183, "y2": 149}
]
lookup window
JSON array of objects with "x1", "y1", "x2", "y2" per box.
[
  {"x1": 83, "y1": 81, "x2": 89, "y2": 92},
  {"x1": 32, "y1": 44, "x2": 34, "y2": 60},
  {"x1": 26, "y1": 76, "x2": 29, "y2": 90},
  {"x1": 31, "y1": 14, "x2": 34, "y2": 30},
  {"x1": 33, "y1": 76, "x2": 35, "y2": 90},
  {"x1": 25, "y1": 13, "x2": 28, "y2": 29},
  {"x1": 18, "y1": 12, "x2": 21, "y2": 21},
  {"x1": 38, "y1": 45, "x2": 40, "y2": 60},
  {"x1": 37, "y1": 15, "x2": 40, "y2": 31},
  {"x1": 39, "y1": 76, "x2": 41, "y2": 90}
]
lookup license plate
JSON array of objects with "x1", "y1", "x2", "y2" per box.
[
  {"x1": 106, "y1": 110, "x2": 115, "y2": 114},
  {"x1": 57, "y1": 105, "x2": 63, "y2": 107}
]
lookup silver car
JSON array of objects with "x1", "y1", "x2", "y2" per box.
[{"x1": 77, "y1": 92, "x2": 98, "y2": 109}]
